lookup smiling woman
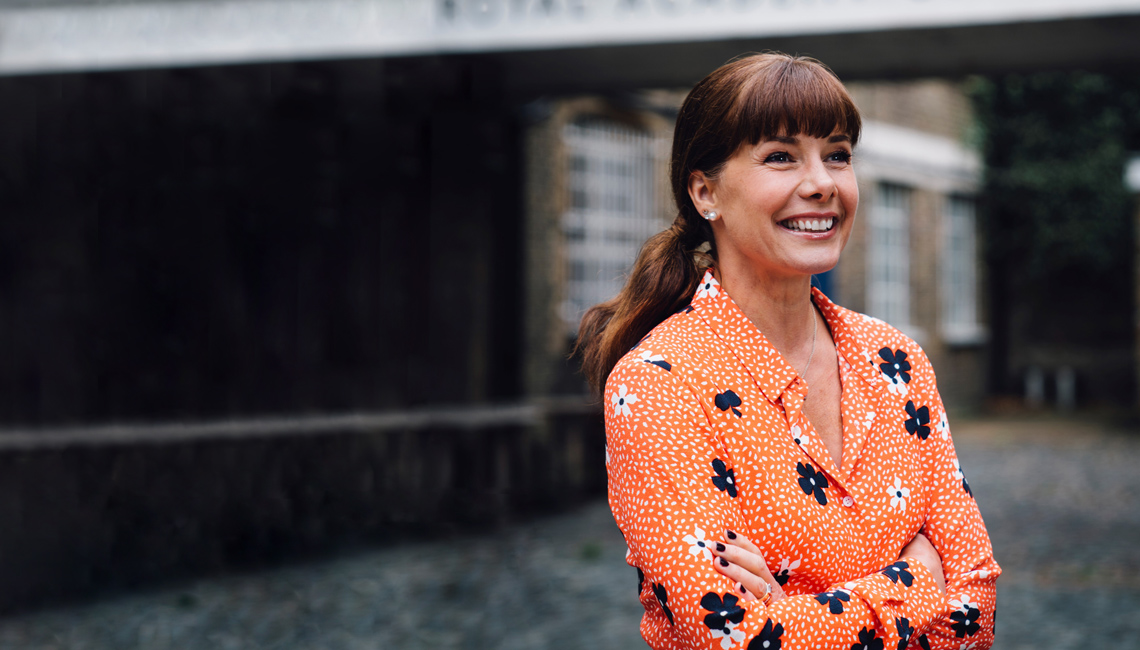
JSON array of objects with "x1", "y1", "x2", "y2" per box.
[{"x1": 575, "y1": 53, "x2": 999, "y2": 650}]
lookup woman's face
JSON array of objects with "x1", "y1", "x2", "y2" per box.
[{"x1": 690, "y1": 132, "x2": 858, "y2": 282}]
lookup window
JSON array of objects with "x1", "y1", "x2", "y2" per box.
[
  {"x1": 867, "y1": 183, "x2": 912, "y2": 329},
  {"x1": 941, "y1": 195, "x2": 984, "y2": 344},
  {"x1": 560, "y1": 119, "x2": 664, "y2": 334}
]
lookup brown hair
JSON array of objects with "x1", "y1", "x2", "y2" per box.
[{"x1": 575, "y1": 52, "x2": 862, "y2": 393}]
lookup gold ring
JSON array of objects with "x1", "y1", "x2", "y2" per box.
[{"x1": 758, "y1": 580, "x2": 773, "y2": 605}]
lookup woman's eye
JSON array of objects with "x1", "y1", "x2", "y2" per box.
[
  {"x1": 764, "y1": 152, "x2": 792, "y2": 163},
  {"x1": 827, "y1": 150, "x2": 853, "y2": 164}
]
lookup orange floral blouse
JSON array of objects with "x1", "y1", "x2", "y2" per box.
[{"x1": 604, "y1": 270, "x2": 1000, "y2": 650}]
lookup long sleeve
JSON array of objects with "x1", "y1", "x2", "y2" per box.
[
  {"x1": 606, "y1": 356, "x2": 945, "y2": 650},
  {"x1": 908, "y1": 348, "x2": 1001, "y2": 649}
]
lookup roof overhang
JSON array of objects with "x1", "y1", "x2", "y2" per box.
[{"x1": 2, "y1": 0, "x2": 1140, "y2": 88}]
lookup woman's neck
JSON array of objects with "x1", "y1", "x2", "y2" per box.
[{"x1": 716, "y1": 264, "x2": 818, "y2": 362}]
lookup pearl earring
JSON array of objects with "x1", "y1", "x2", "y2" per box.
[{"x1": 703, "y1": 210, "x2": 718, "y2": 221}]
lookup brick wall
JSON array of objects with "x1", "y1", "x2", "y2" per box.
[{"x1": 847, "y1": 79, "x2": 976, "y2": 143}]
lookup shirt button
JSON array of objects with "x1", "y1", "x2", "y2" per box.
[{"x1": 842, "y1": 496, "x2": 854, "y2": 508}]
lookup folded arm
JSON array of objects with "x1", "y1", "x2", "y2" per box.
[
  {"x1": 909, "y1": 348, "x2": 1001, "y2": 650},
  {"x1": 606, "y1": 359, "x2": 947, "y2": 650}
]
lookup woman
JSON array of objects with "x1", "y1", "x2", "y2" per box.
[{"x1": 577, "y1": 54, "x2": 999, "y2": 650}]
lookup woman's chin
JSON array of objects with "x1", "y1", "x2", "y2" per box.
[{"x1": 788, "y1": 255, "x2": 841, "y2": 278}]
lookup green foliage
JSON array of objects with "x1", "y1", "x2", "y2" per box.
[
  {"x1": 578, "y1": 540, "x2": 603, "y2": 561},
  {"x1": 970, "y1": 72, "x2": 1138, "y2": 279}
]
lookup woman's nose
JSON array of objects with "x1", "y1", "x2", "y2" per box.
[{"x1": 799, "y1": 159, "x2": 837, "y2": 201}]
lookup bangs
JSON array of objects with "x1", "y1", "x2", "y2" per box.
[
  {"x1": 671, "y1": 53, "x2": 862, "y2": 216},
  {"x1": 728, "y1": 56, "x2": 861, "y2": 149}
]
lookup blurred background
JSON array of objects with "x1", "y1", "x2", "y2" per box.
[{"x1": 0, "y1": 0, "x2": 1139, "y2": 647}]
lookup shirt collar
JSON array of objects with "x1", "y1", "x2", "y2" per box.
[
  {"x1": 689, "y1": 269, "x2": 888, "y2": 403},
  {"x1": 811, "y1": 286, "x2": 892, "y2": 398}
]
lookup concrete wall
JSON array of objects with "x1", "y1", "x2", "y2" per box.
[{"x1": 0, "y1": 405, "x2": 605, "y2": 613}]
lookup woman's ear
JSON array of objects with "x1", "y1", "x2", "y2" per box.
[{"x1": 688, "y1": 170, "x2": 716, "y2": 216}]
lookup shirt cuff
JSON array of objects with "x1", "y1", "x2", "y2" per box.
[{"x1": 844, "y1": 557, "x2": 944, "y2": 644}]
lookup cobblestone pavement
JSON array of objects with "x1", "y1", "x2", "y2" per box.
[{"x1": 1, "y1": 415, "x2": 1138, "y2": 649}]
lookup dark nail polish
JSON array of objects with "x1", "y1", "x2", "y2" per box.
[
  {"x1": 726, "y1": 530, "x2": 737, "y2": 540},
  {"x1": 716, "y1": 543, "x2": 726, "y2": 552},
  {"x1": 740, "y1": 585, "x2": 748, "y2": 593},
  {"x1": 719, "y1": 558, "x2": 729, "y2": 567}
]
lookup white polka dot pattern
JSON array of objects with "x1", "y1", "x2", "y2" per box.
[{"x1": 605, "y1": 271, "x2": 1000, "y2": 650}]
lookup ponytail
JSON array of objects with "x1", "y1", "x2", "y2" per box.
[{"x1": 575, "y1": 214, "x2": 713, "y2": 393}]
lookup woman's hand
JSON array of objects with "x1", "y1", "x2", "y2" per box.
[
  {"x1": 900, "y1": 532, "x2": 946, "y2": 596},
  {"x1": 709, "y1": 530, "x2": 787, "y2": 603}
]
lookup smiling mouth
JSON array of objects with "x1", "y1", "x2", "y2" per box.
[{"x1": 779, "y1": 217, "x2": 836, "y2": 233}]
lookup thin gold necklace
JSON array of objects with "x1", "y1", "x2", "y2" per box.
[{"x1": 801, "y1": 307, "x2": 818, "y2": 381}]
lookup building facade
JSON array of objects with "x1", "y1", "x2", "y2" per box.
[{"x1": 525, "y1": 80, "x2": 987, "y2": 410}]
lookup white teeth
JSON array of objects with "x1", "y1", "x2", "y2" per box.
[{"x1": 783, "y1": 218, "x2": 835, "y2": 232}]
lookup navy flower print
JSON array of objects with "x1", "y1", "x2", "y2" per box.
[
  {"x1": 894, "y1": 617, "x2": 914, "y2": 650},
  {"x1": 904, "y1": 401, "x2": 931, "y2": 440},
  {"x1": 797, "y1": 462, "x2": 829, "y2": 505},
  {"x1": 850, "y1": 627, "x2": 884, "y2": 650},
  {"x1": 950, "y1": 603, "x2": 981, "y2": 637},
  {"x1": 880, "y1": 561, "x2": 914, "y2": 587},
  {"x1": 879, "y1": 348, "x2": 911, "y2": 383},
  {"x1": 636, "y1": 567, "x2": 645, "y2": 595},
  {"x1": 916, "y1": 634, "x2": 931, "y2": 650},
  {"x1": 715, "y1": 389, "x2": 743, "y2": 417},
  {"x1": 748, "y1": 619, "x2": 784, "y2": 650},
  {"x1": 651, "y1": 582, "x2": 674, "y2": 626},
  {"x1": 711, "y1": 459, "x2": 738, "y2": 498},
  {"x1": 814, "y1": 588, "x2": 850, "y2": 614},
  {"x1": 700, "y1": 592, "x2": 746, "y2": 631}
]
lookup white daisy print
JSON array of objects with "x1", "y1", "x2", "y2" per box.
[
  {"x1": 887, "y1": 477, "x2": 910, "y2": 511},
  {"x1": 639, "y1": 350, "x2": 672, "y2": 371},
  {"x1": 790, "y1": 424, "x2": 805, "y2": 445},
  {"x1": 936, "y1": 410, "x2": 950, "y2": 440},
  {"x1": 862, "y1": 411, "x2": 876, "y2": 430},
  {"x1": 952, "y1": 458, "x2": 966, "y2": 483},
  {"x1": 695, "y1": 271, "x2": 720, "y2": 299},
  {"x1": 949, "y1": 593, "x2": 978, "y2": 613},
  {"x1": 774, "y1": 557, "x2": 801, "y2": 585},
  {"x1": 710, "y1": 623, "x2": 745, "y2": 649},
  {"x1": 883, "y1": 372, "x2": 909, "y2": 397},
  {"x1": 682, "y1": 526, "x2": 714, "y2": 562},
  {"x1": 611, "y1": 385, "x2": 638, "y2": 417}
]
